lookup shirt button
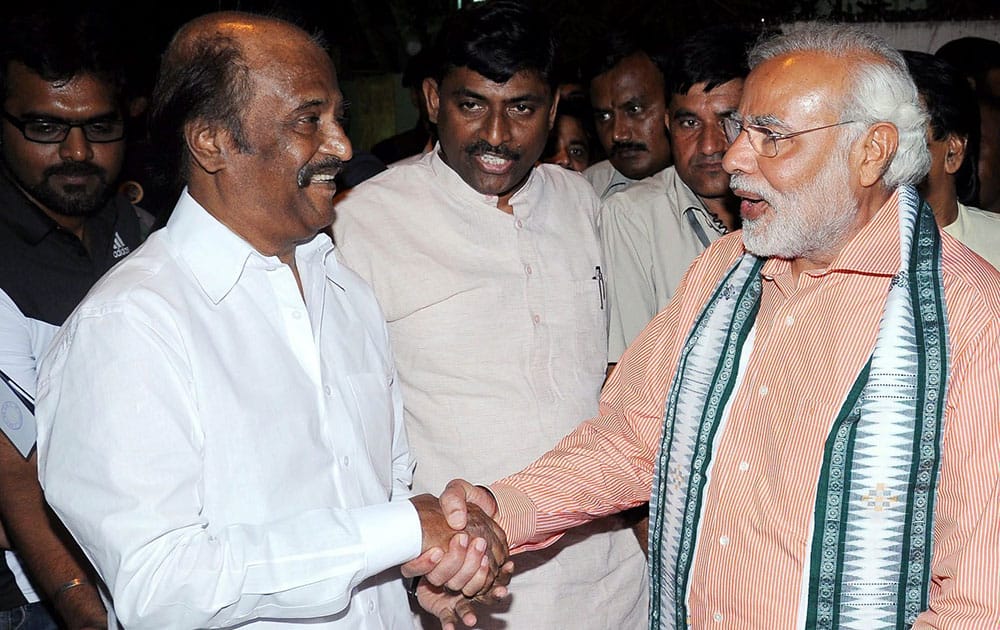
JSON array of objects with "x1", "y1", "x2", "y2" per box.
[
  {"x1": 342, "y1": 456, "x2": 350, "y2": 468},
  {"x1": 515, "y1": 219, "x2": 524, "y2": 229},
  {"x1": 713, "y1": 612, "x2": 724, "y2": 622},
  {"x1": 785, "y1": 314, "x2": 794, "y2": 326},
  {"x1": 719, "y1": 535, "x2": 729, "y2": 546},
  {"x1": 533, "y1": 314, "x2": 541, "y2": 324},
  {"x1": 738, "y1": 461, "x2": 749, "y2": 472},
  {"x1": 292, "y1": 310, "x2": 303, "y2": 319},
  {"x1": 758, "y1": 385, "x2": 768, "y2": 396},
  {"x1": 525, "y1": 264, "x2": 533, "y2": 275},
  {"x1": 368, "y1": 600, "x2": 376, "y2": 612},
  {"x1": 323, "y1": 385, "x2": 333, "y2": 396}
]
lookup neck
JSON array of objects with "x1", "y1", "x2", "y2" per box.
[{"x1": 925, "y1": 188, "x2": 959, "y2": 228}]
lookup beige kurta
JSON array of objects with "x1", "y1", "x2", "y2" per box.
[{"x1": 334, "y1": 149, "x2": 648, "y2": 629}]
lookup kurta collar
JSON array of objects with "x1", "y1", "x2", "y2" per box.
[{"x1": 427, "y1": 143, "x2": 542, "y2": 216}]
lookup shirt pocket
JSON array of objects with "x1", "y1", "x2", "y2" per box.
[{"x1": 346, "y1": 372, "x2": 394, "y2": 493}]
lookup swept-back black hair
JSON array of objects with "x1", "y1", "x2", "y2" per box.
[
  {"x1": 903, "y1": 49, "x2": 981, "y2": 205},
  {"x1": 429, "y1": 0, "x2": 557, "y2": 89},
  {"x1": 665, "y1": 23, "x2": 757, "y2": 97},
  {"x1": 0, "y1": 9, "x2": 128, "y2": 104}
]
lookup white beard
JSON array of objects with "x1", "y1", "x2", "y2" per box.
[{"x1": 734, "y1": 152, "x2": 859, "y2": 261}]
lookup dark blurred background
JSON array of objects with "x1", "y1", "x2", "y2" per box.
[{"x1": 5, "y1": 0, "x2": 1000, "y2": 152}]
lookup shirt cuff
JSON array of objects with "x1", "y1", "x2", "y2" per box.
[
  {"x1": 354, "y1": 499, "x2": 422, "y2": 576},
  {"x1": 490, "y1": 483, "x2": 540, "y2": 549}
]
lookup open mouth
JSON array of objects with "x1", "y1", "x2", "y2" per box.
[{"x1": 476, "y1": 152, "x2": 514, "y2": 174}]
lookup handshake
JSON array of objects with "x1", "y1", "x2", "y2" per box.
[{"x1": 404, "y1": 480, "x2": 508, "y2": 629}]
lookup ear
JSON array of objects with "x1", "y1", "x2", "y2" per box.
[
  {"x1": 423, "y1": 77, "x2": 441, "y2": 125},
  {"x1": 943, "y1": 132, "x2": 967, "y2": 176},
  {"x1": 856, "y1": 121, "x2": 899, "y2": 188},
  {"x1": 184, "y1": 119, "x2": 228, "y2": 175}
]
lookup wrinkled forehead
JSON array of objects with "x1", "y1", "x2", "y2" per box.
[{"x1": 739, "y1": 51, "x2": 851, "y2": 127}]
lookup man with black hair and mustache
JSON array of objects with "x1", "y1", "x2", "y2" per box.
[
  {"x1": 582, "y1": 29, "x2": 673, "y2": 201},
  {"x1": 0, "y1": 10, "x2": 152, "y2": 629},
  {"x1": 602, "y1": 24, "x2": 755, "y2": 369},
  {"x1": 333, "y1": 2, "x2": 648, "y2": 629}
]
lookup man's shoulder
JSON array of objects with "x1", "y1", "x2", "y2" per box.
[
  {"x1": 582, "y1": 160, "x2": 617, "y2": 185},
  {"x1": 336, "y1": 158, "x2": 433, "y2": 211},
  {"x1": 601, "y1": 167, "x2": 688, "y2": 217}
]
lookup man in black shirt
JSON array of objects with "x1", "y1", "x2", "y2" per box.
[{"x1": 0, "y1": 10, "x2": 151, "y2": 629}]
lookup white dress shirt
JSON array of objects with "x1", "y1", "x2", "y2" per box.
[
  {"x1": 36, "y1": 190, "x2": 421, "y2": 629},
  {"x1": 333, "y1": 149, "x2": 649, "y2": 630},
  {"x1": 582, "y1": 159, "x2": 638, "y2": 201}
]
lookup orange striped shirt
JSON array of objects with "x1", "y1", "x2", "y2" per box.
[{"x1": 492, "y1": 190, "x2": 1000, "y2": 629}]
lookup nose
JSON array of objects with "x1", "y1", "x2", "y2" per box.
[
  {"x1": 482, "y1": 109, "x2": 511, "y2": 147},
  {"x1": 611, "y1": 114, "x2": 630, "y2": 143},
  {"x1": 552, "y1": 146, "x2": 572, "y2": 170},
  {"x1": 322, "y1": 120, "x2": 353, "y2": 162},
  {"x1": 701, "y1": 119, "x2": 728, "y2": 156},
  {"x1": 58, "y1": 127, "x2": 94, "y2": 162},
  {"x1": 722, "y1": 127, "x2": 755, "y2": 175}
]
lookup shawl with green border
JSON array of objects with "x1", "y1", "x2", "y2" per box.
[{"x1": 647, "y1": 185, "x2": 948, "y2": 629}]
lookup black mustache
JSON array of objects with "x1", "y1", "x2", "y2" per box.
[
  {"x1": 465, "y1": 140, "x2": 520, "y2": 161},
  {"x1": 298, "y1": 158, "x2": 344, "y2": 187},
  {"x1": 44, "y1": 162, "x2": 104, "y2": 179},
  {"x1": 609, "y1": 142, "x2": 648, "y2": 156}
]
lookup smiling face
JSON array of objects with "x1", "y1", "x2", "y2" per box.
[
  {"x1": 199, "y1": 22, "x2": 352, "y2": 257},
  {"x1": 1, "y1": 61, "x2": 124, "y2": 222},
  {"x1": 589, "y1": 53, "x2": 671, "y2": 180},
  {"x1": 722, "y1": 51, "x2": 864, "y2": 265},
  {"x1": 425, "y1": 66, "x2": 556, "y2": 207}
]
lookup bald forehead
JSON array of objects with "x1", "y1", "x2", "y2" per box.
[{"x1": 171, "y1": 12, "x2": 317, "y2": 60}]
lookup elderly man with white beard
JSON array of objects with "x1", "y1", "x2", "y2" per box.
[{"x1": 430, "y1": 22, "x2": 1000, "y2": 629}]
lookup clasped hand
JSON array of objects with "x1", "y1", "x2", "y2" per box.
[{"x1": 403, "y1": 485, "x2": 511, "y2": 628}]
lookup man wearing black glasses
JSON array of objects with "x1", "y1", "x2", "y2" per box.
[{"x1": 0, "y1": 10, "x2": 151, "y2": 630}]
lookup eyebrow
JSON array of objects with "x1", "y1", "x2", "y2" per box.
[
  {"x1": 17, "y1": 110, "x2": 120, "y2": 123},
  {"x1": 745, "y1": 113, "x2": 788, "y2": 130},
  {"x1": 451, "y1": 87, "x2": 547, "y2": 104}
]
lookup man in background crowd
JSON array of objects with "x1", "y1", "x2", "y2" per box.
[
  {"x1": 904, "y1": 49, "x2": 1000, "y2": 269},
  {"x1": 0, "y1": 10, "x2": 153, "y2": 629},
  {"x1": 583, "y1": 29, "x2": 673, "y2": 200}
]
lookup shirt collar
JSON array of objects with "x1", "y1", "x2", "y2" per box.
[{"x1": 165, "y1": 188, "x2": 335, "y2": 303}]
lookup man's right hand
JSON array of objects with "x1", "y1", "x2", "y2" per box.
[{"x1": 407, "y1": 493, "x2": 508, "y2": 597}]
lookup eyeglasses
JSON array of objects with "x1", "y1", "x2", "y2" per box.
[
  {"x1": 1, "y1": 110, "x2": 125, "y2": 144},
  {"x1": 722, "y1": 116, "x2": 857, "y2": 158}
]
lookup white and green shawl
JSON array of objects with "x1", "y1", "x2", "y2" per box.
[{"x1": 648, "y1": 185, "x2": 949, "y2": 629}]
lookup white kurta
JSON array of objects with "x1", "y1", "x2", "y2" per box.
[
  {"x1": 943, "y1": 201, "x2": 1000, "y2": 270},
  {"x1": 334, "y1": 149, "x2": 649, "y2": 630},
  {"x1": 36, "y1": 191, "x2": 422, "y2": 629}
]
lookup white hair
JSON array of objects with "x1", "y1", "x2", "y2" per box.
[{"x1": 749, "y1": 22, "x2": 930, "y2": 187}]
